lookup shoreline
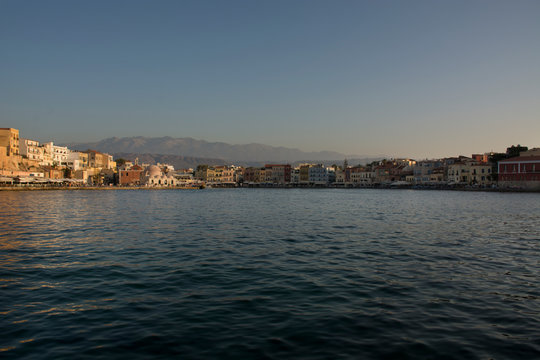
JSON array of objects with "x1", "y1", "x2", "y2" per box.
[
  {"x1": 0, "y1": 186, "x2": 204, "y2": 191},
  {"x1": 0, "y1": 185, "x2": 537, "y2": 193}
]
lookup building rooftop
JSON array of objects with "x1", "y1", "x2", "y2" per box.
[{"x1": 499, "y1": 156, "x2": 540, "y2": 162}]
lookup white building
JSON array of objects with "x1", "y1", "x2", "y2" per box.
[
  {"x1": 20, "y1": 139, "x2": 44, "y2": 162},
  {"x1": 142, "y1": 165, "x2": 177, "y2": 187},
  {"x1": 157, "y1": 163, "x2": 175, "y2": 172},
  {"x1": 291, "y1": 168, "x2": 300, "y2": 184},
  {"x1": 350, "y1": 169, "x2": 374, "y2": 186},
  {"x1": 42, "y1": 142, "x2": 69, "y2": 166},
  {"x1": 335, "y1": 169, "x2": 345, "y2": 184},
  {"x1": 66, "y1": 151, "x2": 88, "y2": 171}
]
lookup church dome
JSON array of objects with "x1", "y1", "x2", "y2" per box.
[{"x1": 146, "y1": 165, "x2": 162, "y2": 177}]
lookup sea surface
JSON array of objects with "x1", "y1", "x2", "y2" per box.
[{"x1": 1, "y1": 189, "x2": 539, "y2": 359}]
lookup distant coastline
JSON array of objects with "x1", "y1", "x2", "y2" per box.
[{"x1": 2, "y1": 128, "x2": 539, "y2": 191}]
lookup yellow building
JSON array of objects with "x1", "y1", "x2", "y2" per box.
[
  {"x1": 469, "y1": 164, "x2": 493, "y2": 186},
  {"x1": 299, "y1": 164, "x2": 311, "y2": 183},
  {"x1": 195, "y1": 165, "x2": 237, "y2": 184},
  {"x1": 84, "y1": 150, "x2": 115, "y2": 170},
  {"x1": 448, "y1": 162, "x2": 471, "y2": 184},
  {"x1": 0, "y1": 128, "x2": 22, "y2": 170},
  {"x1": 448, "y1": 161, "x2": 493, "y2": 186},
  {"x1": 0, "y1": 128, "x2": 20, "y2": 156},
  {"x1": 195, "y1": 165, "x2": 218, "y2": 182}
]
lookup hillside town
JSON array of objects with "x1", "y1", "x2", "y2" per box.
[{"x1": 1, "y1": 127, "x2": 539, "y2": 191}]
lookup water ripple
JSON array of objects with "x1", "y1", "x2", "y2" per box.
[{"x1": 0, "y1": 189, "x2": 539, "y2": 359}]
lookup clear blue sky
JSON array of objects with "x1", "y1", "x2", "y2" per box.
[{"x1": 1, "y1": 0, "x2": 539, "y2": 159}]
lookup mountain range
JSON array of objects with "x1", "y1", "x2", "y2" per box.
[{"x1": 64, "y1": 136, "x2": 383, "y2": 166}]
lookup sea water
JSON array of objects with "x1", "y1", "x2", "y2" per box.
[{"x1": 1, "y1": 189, "x2": 539, "y2": 359}]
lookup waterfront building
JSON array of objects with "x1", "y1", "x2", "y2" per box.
[
  {"x1": 428, "y1": 168, "x2": 446, "y2": 184},
  {"x1": 40, "y1": 165, "x2": 64, "y2": 180},
  {"x1": 208, "y1": 166, "x2": 222, "y2": 183},
  {"x1": 173, "y1": 169, "x2": 197, "y2": 185},
  {"x1": 216, "y1": 165, "x2": 236, "y2": 184},
  {"x1": 349, "y1": 167, "x2": 362, "y2": 185},
  {"x1": 141, "y1": 165, "x2": 177, "y2": 187},
  {"x1": 20, "y1": 138, "x2": 44, "y2": 162},
  {"x1": 72, "y1": 170, "x2": 89, "y2": 184},
  {"x1": 119, "y1": 164, "x2": 144, "y2": 186},
  {"x1": 335, "y1": 168, "x2": 345, "y2": 185},
  {"x1": 66, "y1": 151, "x2": 89, "y2": 171},
  {"x1": 83, "y1": 150, "x2": 116, "y2": 170},
  {"x1": 195, "y1": 165, "x2": 211, "y2": 181},
  {"x1": 265, "y1": 164, "x2": 291, "y2": 184},
  {"x1": 0, "y1": 128, "x2": 23, "y2": 171},
  {"x1": 469, "y1": 163, "x2": 493, "y2": 186},
  {"x1": 373, "y1": 163, "x2": 407, "y2": 184},
  {"x1": 233, "y1": 166, "x2": 244, "y2": 184},
  {"x1": 413, "y1": 160, "x2": 444, "y2": 184},
  {"x1": 349, "y1": 166, "x2": 370, "y2": 186},
  {"x1": 308, "y1": 164, "x2": 328, "y2": 185},
  {"x1": 157, "y1": 163, "x2": 175, "y2": 172},
  {"x1": 448, "y1": 161, "x2": 472, "y2": 184},
  {"x1": 299, "y1": 164, "x2": 311, "y2": 184},
  {"x1": 290, "y1": 167, "x2": 300, "y2": 184},
  {"x1": 498, "y1": 155, "x2": 540, "y2": 190},
  {"x1": 471, "y1": 153, "x2": 490, "y2": 163},
  {"x1": 447, "y1": 159, "x2": 492, "y2": 186},
  {"x1": 0, "y1": 128, "x2": 20, "y2": 156},
  {"x1": 243, "y1": 167, "x2": 267, "y2": 184},
  {"x1": 327, "y1": 167, "x2": 336, "y2": 184},
  {"x1": 358, "y1": 169, "x2": 375, "y2": 186},
  {"x1": 209, "y1": 166, "x2": 223, "y2": 183},
  {"x1": 255, "y1": 167, "x2": 266, "y2": 183},
  {"x1": 118, "y1": 160, "x2": 134, "y2": 169},
  {"x1": 195, "y1": 165, "x2": 236, "y2": 184},
  {"x1": 42, "y1": 142, "x2": 70, "y2": 167},
  {"x1": 243, "y1": 167, "x2": 259, "y2": 183},
  {"x1": 344, "y1": 166, "x2": 352, "y2": 183}
]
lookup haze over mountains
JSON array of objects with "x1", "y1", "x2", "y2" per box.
[{"x1": 64, "y1": 136, "x2": 383, "y2": 166}]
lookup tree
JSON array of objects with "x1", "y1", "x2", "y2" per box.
[
  {"x1": 116, "y1": 158, "x2": 128, "y2": 167},
  {"x1": 488, "y1": 153, "x2": 506, "y2": 164},
  {"x1": 506, "y1": 144, "x2": 528, "y2": 158}
]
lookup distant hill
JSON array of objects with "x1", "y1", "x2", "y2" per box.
[
  {"x1": 112, "y1": 153, "x2": 228, "y2": 170},
  {"x1": 64, "y1": 136, "x2": 354, "y2": 163}
]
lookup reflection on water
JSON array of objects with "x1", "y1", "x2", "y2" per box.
[{"x1": 1, "y1": 189, "x2": 539, "y2": 359}]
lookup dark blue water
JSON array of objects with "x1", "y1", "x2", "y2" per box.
[{"x1": 1, "y1": 189, "x2": 539, "y2": 359}]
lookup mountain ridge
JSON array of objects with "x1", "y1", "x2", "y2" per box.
[{"x1": 63, "y1": 136, "x2": 373, "y2": 163}]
